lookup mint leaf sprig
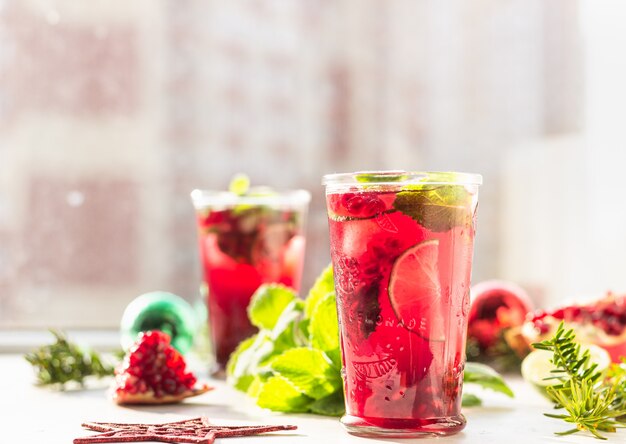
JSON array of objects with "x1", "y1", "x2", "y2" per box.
[
  {"x1": 392, "y1": 178, "x2": 474, "y2": 233},
  {"x1": 227, "y1": 265, "x2": 343, "y2": 415},
  {"x1": 462, "y1": 361, "x2": 514, "y2": 407},
  {"x1": 532, "y1": 322, "x2": 626, "y2": 440}
]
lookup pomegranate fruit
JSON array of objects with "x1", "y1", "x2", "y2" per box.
[
  {"x1": 111, "y1": 330, "x2": 212, "y2": 405},
  {"x1": 521, "y1": 292, "x2": 626, "y2": 363}
]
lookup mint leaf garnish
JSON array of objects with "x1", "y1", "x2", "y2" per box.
[
  {"x1": 393, "y1": 184, "x2": 472, "y2": 232},
  {"x1": 270, "y1": 348, "x2": 342, "y2": 400},
  {"x1": 309, "y1": 293, "x2": 341, "y2": 369},
  {"x1": 229, "y1": 173, "x2": 250, "y2": 195},
  {"x1": 227, "y1": 264, "x2": 344, "y2": 415},
  {"x1": 227, "y1": 332, "x2": 277, "y2": 392},
  {"x1": 270, "y1": 300, "x2": 306, "y2": 350},
  {"x1": 461, "y1": 362, "x2": 513, "y2": 407},
  {"x1": 309, "y1": 391, "x2": 345, "y2": 416},
  {"x1": 226, "y1": 335, "x2": 257, "y2": 391},
  {"x1": 464, "y1": 361, "x2": 514, "y2": 398},
  {"x1": 256, "y1": 375, "x2": 313, "y2": 412},
  {"x1": 245, "y1": 374, "x2": 265, "y2": 398},
  {"x1": 248, "y1": 284, "x2": 297, "y2": 330},
  {"x1": 355, "y1": 172, "x2": 409, "y2": 183},
  {"x1": 461, "y1": 393, "x2": 483, "y2": 407},
  {"x1": 304, "y1": 264, "x2": 334, "y2": 317}
]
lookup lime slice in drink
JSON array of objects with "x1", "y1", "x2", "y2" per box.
[
  {"x1": 521, "y1": 345, "x2": 611, "y2": 395},
  {"x1": 388, "y1": 239, "x2": 445, "y2": 341}
]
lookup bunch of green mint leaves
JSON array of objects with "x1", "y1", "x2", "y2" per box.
[
  {"x1": 227, "y1": 265, "x2": 343, "y2": 414},
  {"x1": 227, "y1": 265, "x2": 513, "y2": 415}
]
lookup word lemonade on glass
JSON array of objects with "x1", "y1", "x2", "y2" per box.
[
  {"x1": 191, "y1": 180, "x2": 310, "y2": 374},
  {"x1": 323, "y1": 171, "x2": 481, "y2": 437}
]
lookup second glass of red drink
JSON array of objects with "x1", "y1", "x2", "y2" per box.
[{"x1": 191, "y1": 185, "x2": 310, "y2": 375}]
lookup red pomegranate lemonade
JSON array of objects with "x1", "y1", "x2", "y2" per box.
[
  {"x1": 192, "y1": 188, "x2": 310, "y2": 373},
  {"x1": 324, "y1": 171, "x2": 481, "y2": 437}
]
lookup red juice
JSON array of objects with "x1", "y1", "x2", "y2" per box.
[
  {"x1": 323, "y1": 171, "x2": 481, "y2": 437},
  {"x1": 192, "y1": 190, "x2": 310, "y2": 374}
]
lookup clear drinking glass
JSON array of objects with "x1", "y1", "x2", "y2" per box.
[
  {"x1": 191, "y1": 188, "x2": 311, "y2": 375},
  {"x1": 323, "y1": 171, "x2": 481, "y2": 437}
]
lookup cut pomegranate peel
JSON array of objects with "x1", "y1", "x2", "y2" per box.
[
  {"x1": 111, "y1": 330, "x2": 212, "y2": 405},
  {"x1": 112, "y1": 385, "x2": 212, "y2": 405},
  {"x1": 520, "y1": 292, "x2": 626, "y2": 363}
]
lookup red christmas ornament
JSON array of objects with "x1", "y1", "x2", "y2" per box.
[{"x1": 468, "y1": 280, "x2": 534, "y2": 351}]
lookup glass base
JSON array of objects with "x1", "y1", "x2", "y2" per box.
[{"x1": 341, "y1": 414, "x2": 466, "y2": 438}]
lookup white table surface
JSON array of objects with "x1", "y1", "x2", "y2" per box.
[{"x1": 0, "y1": 354, "x2": 619, "y2": 444}]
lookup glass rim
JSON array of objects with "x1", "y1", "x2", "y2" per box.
[
  {"x1": 190, "y1": 188, "x2": 311, "y2": 208},
  {"x1": 322, "y1": 170, "x2": 483, "y2": 187}
]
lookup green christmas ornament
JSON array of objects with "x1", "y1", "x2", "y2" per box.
[{"x1": 120, "y1": 291, "x2": 197, "y2": 354}]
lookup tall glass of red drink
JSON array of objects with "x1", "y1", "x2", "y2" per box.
[
  {"x1": 323, "y1": 171, "x2": 481, "y2": 437},
  {"x1": 191, "y1": 187, "x2": 310, "y2": 375}
]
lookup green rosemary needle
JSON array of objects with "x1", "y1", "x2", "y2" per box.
[
  {"x1": 533, "y1": 322, "x2": 626, "y2": 440},
  {"x1": 24, "y1": 330, "x2": 115, "y2": 388}
]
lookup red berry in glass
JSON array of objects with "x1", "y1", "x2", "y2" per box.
[
  {"x1": 193, "y1": 197, "x2": 308, "y2": 373},
  {"x1": 325, "y1": 172, "x2": 480, "y2": 437}
]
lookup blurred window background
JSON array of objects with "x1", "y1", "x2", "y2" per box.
[{"x1": 1, "y1": 0, "x2": 625, "y2": 329}]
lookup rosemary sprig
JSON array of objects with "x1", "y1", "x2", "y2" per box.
[
  {"x1": 24, "y1": 330, "x2": 115, "y2": 388},
  {"x1": 532, "y1": 322, "x2": 626, "y2": 440},
  {"x1": 545, "y1": 378, "x2": 622, "y2": 439}
]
